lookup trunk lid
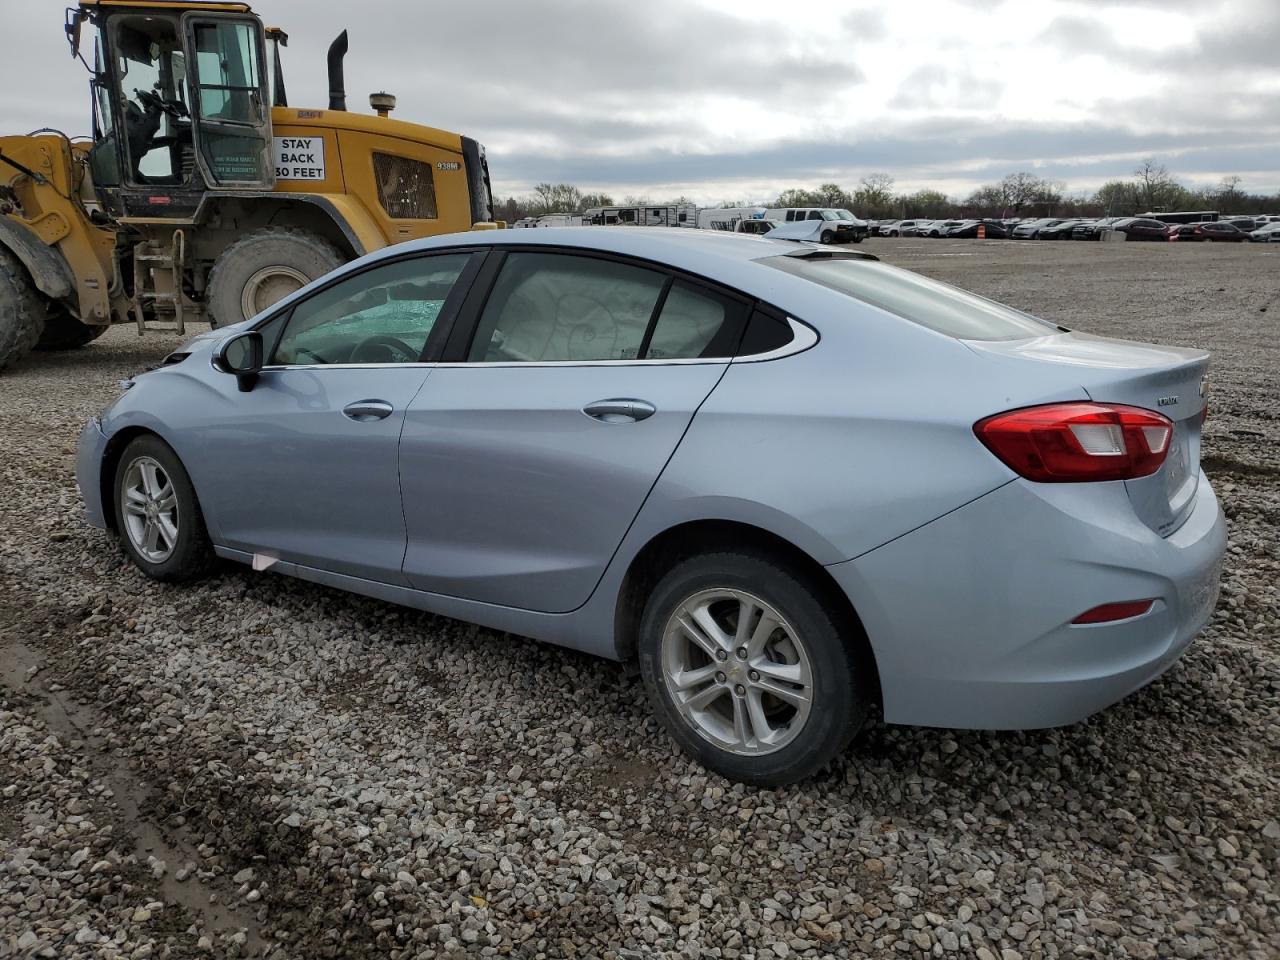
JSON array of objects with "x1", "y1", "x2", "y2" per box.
[{"x1": 966, "y1": 332, "x2": 1209, "y2": 536}]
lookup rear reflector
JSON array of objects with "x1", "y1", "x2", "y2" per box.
[
  {"x1": 1071, "y1": 599, "x2": 1155, "y2": 624},
  {"x1": 974, "y1": 402, "x2": 1173, "y2": 482}
]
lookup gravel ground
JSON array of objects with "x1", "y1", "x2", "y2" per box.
[{"x1": 1, "y1": 238, "x2": 1277, "y2": 959}]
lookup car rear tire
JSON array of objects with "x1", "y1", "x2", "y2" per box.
[
  {"x1": 638, "y1": 551, "x2": 871, "y2": 786},
  {"x1": 206, "y1": 227, "x2": 344, "y2": 328},
  {"x1": 112, "y1": 435, "x2": 216, "y2": 582}
]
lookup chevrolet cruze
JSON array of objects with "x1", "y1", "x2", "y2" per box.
[{"x1": 77, "y1": 228, "x2": 1226, "y2": 785}]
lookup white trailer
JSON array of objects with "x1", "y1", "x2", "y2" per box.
[
  {"x1": 695, "y1": 207, "x2": 768, "y2": 231},
  {"x1": 581, "y1": 204, "x2": 697, "y2": 227},
  {"x1": 534, "y1": 214, "x2": 581, "y2": 227}
]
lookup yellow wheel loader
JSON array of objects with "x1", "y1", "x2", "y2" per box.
[{"x1": 0, "y1": 0, "x2": 498, "y2": 370}]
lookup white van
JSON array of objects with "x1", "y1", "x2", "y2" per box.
[
  {"x1": 695, "y1": 207, "x2": 768, "y2": 231},
  {"x1": 762, "y1": 208, "x2": 869, "y2": 243}
]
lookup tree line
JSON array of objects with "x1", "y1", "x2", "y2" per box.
[{"x1": 494, "y1": 159, "x2": 1278, "y2": 223}]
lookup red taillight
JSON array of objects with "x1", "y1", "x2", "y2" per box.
[
  {"x1": 1072, "y1": 599, "x2": 1155, "y2": 624},
  {"x1": 974, "y1": 403, "x2": 1173, "y2": 482}
]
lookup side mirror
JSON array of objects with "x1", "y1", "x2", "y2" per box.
[
  {"x1": 65, "y1": 9, "x2": 84, "y2": 59},
  {"x1": 216, "y1": 331, "x2": 263, "y2": 392}
]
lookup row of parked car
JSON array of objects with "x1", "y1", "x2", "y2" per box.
[{"x1": 870, "y1": 216, "x2": 1280, "y2": 242}]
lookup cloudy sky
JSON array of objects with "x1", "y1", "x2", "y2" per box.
[{"x1": 4, "y1": 0, "x2": 1277, "y2": 204}]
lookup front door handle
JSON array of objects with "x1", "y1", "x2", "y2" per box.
[
  {"x1": 583, "y1": 398, "x2": 656, "y2": 423},
  {"x1": 342, "y1": 399, "x2": 394, "y2": 422}
]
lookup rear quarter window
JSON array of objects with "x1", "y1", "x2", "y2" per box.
[{"x1": 762, "y1": 255, "x2": 1057, "y2": 341}]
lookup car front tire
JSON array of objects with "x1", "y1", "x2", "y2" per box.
[
  {"x1": 638, "y1": 551, "x2": 871, "y2": 786},
  {"x1": 112, "y1": 435, "x2": 216, "y2": 582}
]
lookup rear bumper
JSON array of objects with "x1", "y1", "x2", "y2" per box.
[
  {"x1": 76, "y1": 417, "x2": 110, "y2": 530},
  {"x1": 829, "y1": 470, "x2": 1226, "y2": 730}
]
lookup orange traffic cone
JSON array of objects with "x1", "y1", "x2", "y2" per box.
[{"x1": 977, "y1": 224, "x2": 986, "y2": 239}]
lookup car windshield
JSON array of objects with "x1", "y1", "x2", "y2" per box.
[
  {"x1": 763, "y1": 254, "x2": 1057, "y2": 341},
  {"x1": 822, "y1": 210, "x2": 850, "y2": 221}
]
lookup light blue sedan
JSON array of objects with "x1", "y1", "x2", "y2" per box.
[{"x1": 76, "y1": 228, "x2": 1225, "y2": 785}]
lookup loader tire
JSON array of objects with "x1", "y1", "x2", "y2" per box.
[
  {"x1": 0, "y1": 249, "x2": 46, "y2": 372},
  {"x1": 35, "y1": 308, "x2": 109, "y2": 351},
  {"x1": 206, "y1": 227, "x2": 344, "y2": 328}
]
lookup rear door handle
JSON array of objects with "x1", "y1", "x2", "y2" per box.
[
  {"x1": 583, "y1": 398, "x2": 656, "y2": 423},
  {"x1": 342, "y1": 399, "x2": 394, "y2": 422}
]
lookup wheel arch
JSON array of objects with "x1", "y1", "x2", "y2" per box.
[
  {"x1": 0, "y1": 217, "x2": 75, "y2": 301},
  {"x1": 612, "y1": 519, "x2": 881, "y2": 700},
  {"x1": 98, "y1": 425, "x2": 208, "y2": 534},
  {"x1": 191, "y1": 194, "x2": 372, "y2": 265}
]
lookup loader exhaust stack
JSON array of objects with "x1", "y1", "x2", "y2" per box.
[{"x1": 327, "y1": 30, "x2": 348, "y2": 111}]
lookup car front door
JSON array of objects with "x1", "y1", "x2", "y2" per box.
[
  {"x1": 188, "y1": 251, "x2": 478, "y2": 583},
  {"x1": 398, "y1": 250, "x2": 751, "y2": 613}
]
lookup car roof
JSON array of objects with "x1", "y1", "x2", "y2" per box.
[{"x1": 279, "y1": 227, "x2": 880, "y2": 322}]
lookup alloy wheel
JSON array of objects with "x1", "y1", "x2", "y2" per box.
[
  {"x1": 660, "y1": 588, "x2": 814, "y2": 756},
  {"x1": 121, "y1": 456, "x2": 179, "y2": 563}
]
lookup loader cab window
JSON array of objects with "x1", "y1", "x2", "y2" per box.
[
  {"x1": 108, "y1": 16, "x2": 193, "y2": 185},
  {"x1": 185, "y1": 18, "x2": 272, "y2": 186},
  {"x1": 192, "y1": 22, "x2": 262, "y2": 124}
]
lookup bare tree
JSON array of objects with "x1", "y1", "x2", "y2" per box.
[
  {"x1": 1093, "y1": 179, "x2": 1137, "y2": 215},
  {"x1": 577, "y1": 192, "x2": 615, "y2": 210},
  {"x1": 1215, "y1": 175, "x2": 1244, "y2": 214},
  {"x1": 530, "y1": 183, "x2": 584, "y2": 215},
  {"x1": 854, "y1": 173, "x2": 896, "y2": 218},
  {"x1": 998, "y1": 172, "x2": 1051, "y2": 214},
  {"x1": 1132, "y1": 159, "x2": 1181, "y2": 212}
]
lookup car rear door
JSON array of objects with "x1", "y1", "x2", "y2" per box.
[{"x1": 398, "y1": 250, "x2": 751, "y2": 613}]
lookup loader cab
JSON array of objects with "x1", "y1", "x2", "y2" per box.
[{"x1": 75, "y1": 2, "x2": 273, "y2": 218}]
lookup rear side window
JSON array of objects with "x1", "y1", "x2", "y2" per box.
[
  {"x1": 763, "y1": 255, "x2": 1056, "y2": 341},
  {"x1": 469, "y1": 253, "x2": 665, "y2": 361},
  {"x1": 645, "y1": 281, "x2": 748, "y2": 360},
  {"x1": 737, "y1": 309, "x2": 793, "y2": 356}
]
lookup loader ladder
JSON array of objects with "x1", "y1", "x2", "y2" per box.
[{"x1": 131, "y1": 229, "x2": 202, "y2": 336}]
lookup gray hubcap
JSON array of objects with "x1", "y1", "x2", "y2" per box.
[
  {"x1": 121, "y1": 456, "x2": 178, "y2": 563},
  {"x1": 661, "y1": 588, "x2": 813, "y2": 756},
  {"x1": 240, "y1": 265, "x2": 309, "y2": 319}
]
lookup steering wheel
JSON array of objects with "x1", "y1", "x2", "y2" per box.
[
  {"x1": 348, "y1": 335, "x2": 419, "y2": 364},
  {"x1": 135, "y1": 88, "x2": 189, "y2": 119}
]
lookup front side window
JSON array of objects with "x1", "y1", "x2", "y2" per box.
[
  {"x1": 271, "y1": 254, "x2": 471, "y2": 365},
  {"x1": 468, "y1": 253, "x2": 665, "y2": 362},
  {"x1": 763, "y1": 255, "x2": 1057, "y2": 342}
]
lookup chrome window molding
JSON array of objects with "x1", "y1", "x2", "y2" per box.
[
  {"x1": 731, "y1": 318, "x2": 817, "y2": 363},
  {"x1": 246, "y1": 318, "x2": 817, "y2": 371}
]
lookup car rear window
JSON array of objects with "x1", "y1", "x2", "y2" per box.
[{"x1": 761, "y1": 254, "x2": 1057, "y2": 341}]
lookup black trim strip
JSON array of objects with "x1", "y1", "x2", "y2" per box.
[
  {"x1": 445, "y1": 250, "x2": 506, "y2": 362},
  {"x1": 637, "y1": 276, "x2": 673, "y2": 360},
  {"x1": 418, "y1": 251, "x2": 485, "y2": 362}
]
